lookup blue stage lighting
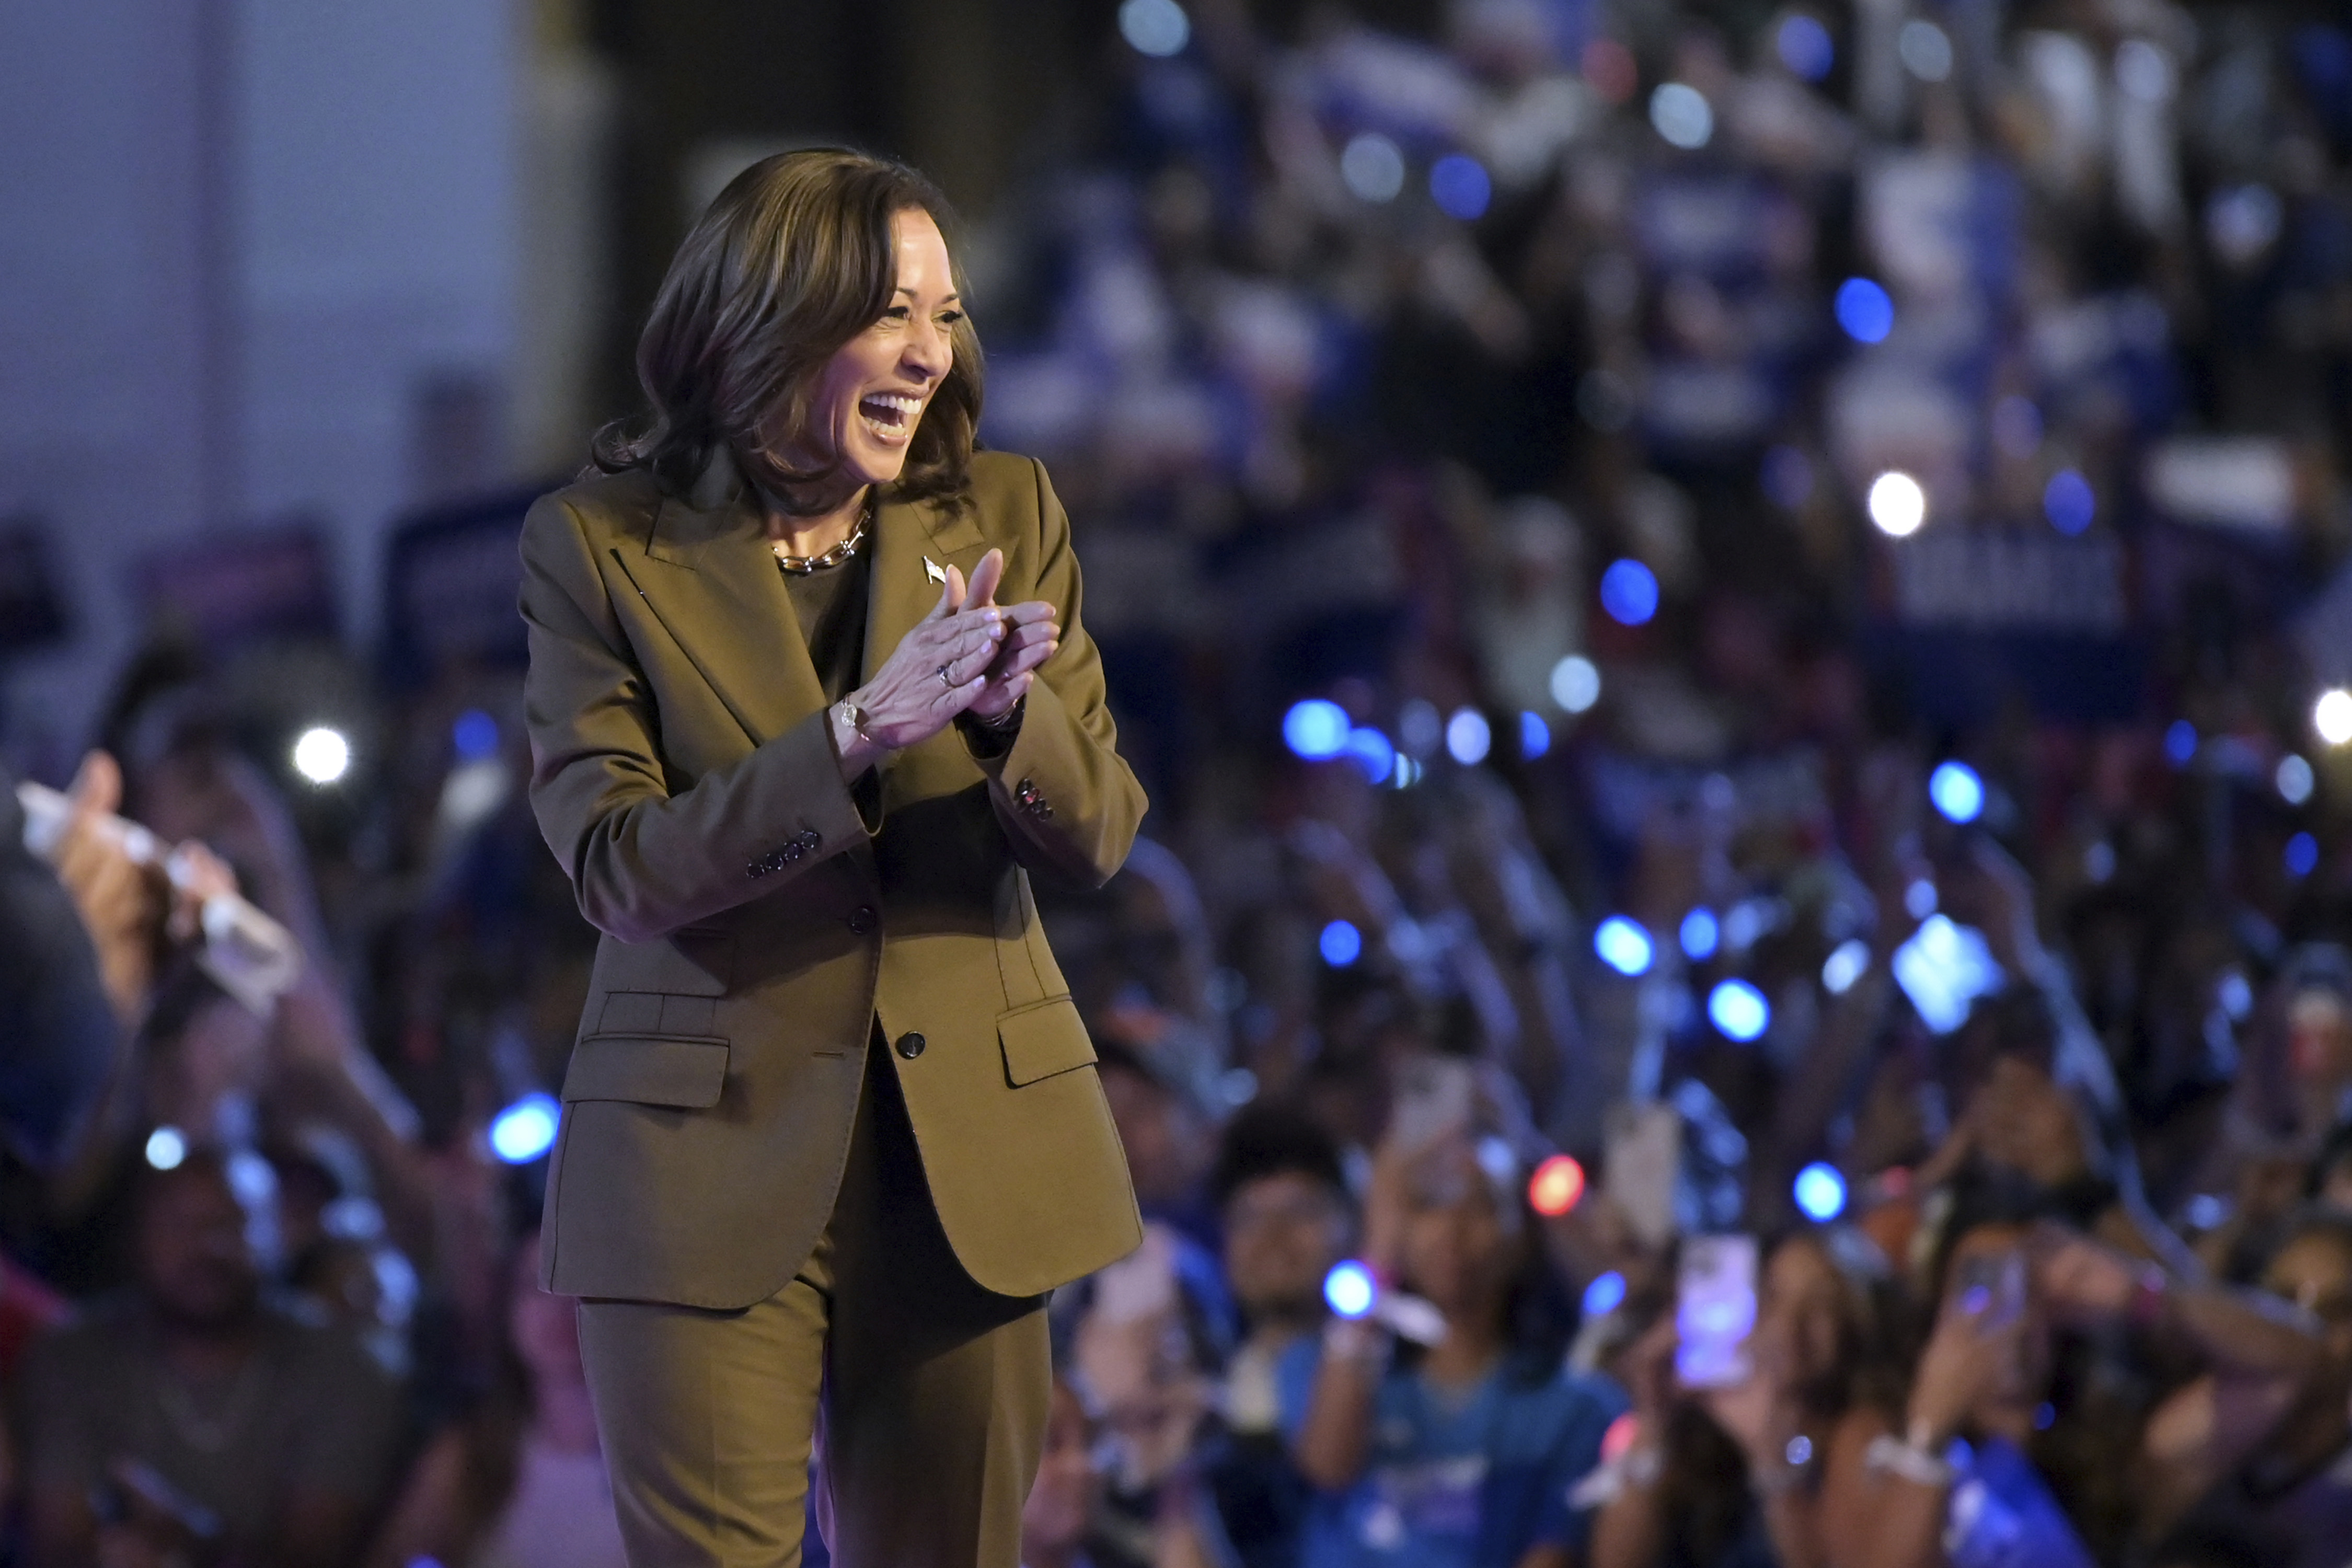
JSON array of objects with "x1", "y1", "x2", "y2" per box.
[
  {"x1": 1520, "y1": 711, "x2": 1550, "y2": 760},
  {"x1": 1594, "y1": 917, "x2": 1654, "y2": 977},
  {"x1": 1600, "y1": 560, "x2": 1659, "y2": 626},
  {"x1": 2165, "y1": 720, "x2": 2198, "y2": 767},
  {"x1": 453, "y1": 709, "x2": 500, "y2": 760},
  {"x1": 1709, "y1": 979, "x2": 1770, "y2": 1041},
  {"x1": 490, "y1": 1093, "x2": 560, "y2": 1164},
  {"x1": 1283, "y1": 699, "x2": 1350, "y2": 760},
  {"x1": 1777, "y1": 14, "x2": 1835, "y2": 80},
  {"x1": 1835, "y1": 279, "x2": 1894, "y2": 343},
  {"x1": 1430, "y1": 155, "x2": 1492, "y2": 220},
  {"x1": 1794, "y1": 1162, "x2": 1848, "y2": 1221},
  {"x1": 1680, "y1": 908, "x2": 1720, "y2": 960},
  {"x1": 2043, "y1": 469, "x2": 2095, "y2": 535},
  {"x1": 1319, "y1": 920, "x2": 1363, "y2": 966},
  {"x1": 1344, "y1": 727, "x2": 1396, "y2": 783},
  {"x1": 1583, "y1": 1270, "x2": 1628, "y2": 1318},
  {"x1": 1929, "y1": 761, "x2": 1984, "y2": 823},
  {"x1": 2288, "y1": 832, "x2": 2320, "y2": 879}
]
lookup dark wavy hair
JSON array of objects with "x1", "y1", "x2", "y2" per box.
[{"x1": 592, "y1": 147, "x2": 983, "y2": 513}]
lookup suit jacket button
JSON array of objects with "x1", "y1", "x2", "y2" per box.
[
  {"x1": 847, "y1": 905, "x2": 877, "y2": 936},
  {"x1": 894, "y1": 1031, "x2": 927, "y2": 1060}
]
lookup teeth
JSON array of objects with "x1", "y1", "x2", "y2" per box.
[{"x1": 863, "y1": 394, "x2": 920, "y2": 417}]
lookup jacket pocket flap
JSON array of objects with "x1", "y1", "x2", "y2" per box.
[
  {"x1": 562, "y1": 1034, "x2": 730, "y2": 1108},
  {"x1": 998, "y1": 997, "x2": 1097, "y2": 1087}
]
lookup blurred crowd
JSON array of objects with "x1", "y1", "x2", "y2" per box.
[{"x1": 3, "y1": 0, "x2": 2352, "y2": 1566}]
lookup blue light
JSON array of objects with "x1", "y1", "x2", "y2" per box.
[
  {"x1": 1325, "y1": 1260, "x2": 1377, "y2": 1318},
  {"x1": 1429, "y1": 154, "x2": 1493, "y2": 221},
  {"x1": 1520, "y1": 711, "x2": 1551, "y2": 760},
  {"x1": 1929, "y1": 760, "x2": 1985, "y2": 824},
  {"x1": 1284, "y1": 699, "x2": 1351, "y2": 760},
  {"x1": 1793, "y1": 1162, "x2": 1848, "y2": 1221},
  {"x1": 1709, "y1": 979, "x2": 1770, "y2": 1041},
  {"x1": 1344, "y1": 727, "x2": 1396, "y2": 783},
  {"x1": 453, "y1": 709, "x2": 500, "y2": 760},
  {"x1": 490, "y1": 1093, "x2": 560, "y2": 1164},
  {"x1": 2287, "y1": 832, "x2": 2320, "y2": 879},
  {"x1": 1680, "y1": 907, "x2": 1720, "y2": 960},
  {"x1": 1446, "y1": 708, "x2": 1492, "y2": 765},
  {"x1": 1320, "y1": 919, "x2": 1363, "y2": 966},
  {"x1": 1835, "y1": 278, "x2": 1895, "y2": 344},
  {"x1": 1583, "y1": 1270, "x2": 1628, "y2": 1318},
  {"x1": 2044, "y1": 469, "x2": 2095, "y2": 535},
  {"x1": 1892, "y1": 915, "x2": 2005, "y2": 1033},
  {"x1": 1594, "y1": 916, "x2": 1654, "y2": 977},
  {"x1": 1599, "y1": 559, "x2": 1659, "y2": 626},
  {"x1": 1777, "y1": 14, "x2": 1835, "y2": 80},
  {"x1": 2165, "y1": 720, "x2": 2198, "y2": 767}
]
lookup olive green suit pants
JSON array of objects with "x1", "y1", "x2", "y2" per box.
[{"x1": 577, "y1": 1033, "x2": 1048, "y2": 1567}]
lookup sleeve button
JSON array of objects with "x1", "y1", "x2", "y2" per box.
[
  {"x1": 893, "y1": 1031, "x2": 927, "y2": 1060},
  {"x1": 847, "y1": 905, "x2": 878, "y2": 936}
]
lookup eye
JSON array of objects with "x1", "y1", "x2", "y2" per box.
[
  {"x1": 882, "y1": 305, "x2": 911, "y2": 322},
  {"x1": 939, "y1": 309, "x2": 966, "y2": 327}
]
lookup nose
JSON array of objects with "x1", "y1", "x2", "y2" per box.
[{"x1": 905, "y1": 314, "x2": 953, "y2": 382}]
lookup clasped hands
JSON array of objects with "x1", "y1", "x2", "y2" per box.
[{"x1": 833, "y1": 548, "x2": 1058, "y2": 779}]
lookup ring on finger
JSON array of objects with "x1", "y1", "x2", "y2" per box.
[{"x1": 936, "y1": 662, "x2": 954, "y2": 689}]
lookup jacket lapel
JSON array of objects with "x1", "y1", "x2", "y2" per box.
[
  {"x1": 623, "y1": 452, "x2": 826, "y2": 750},
  {"x1": 860, "y1": 489, "x2": 990, "y2": 687}
]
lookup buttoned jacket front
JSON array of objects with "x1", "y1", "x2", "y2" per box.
[{"x1": 519, "y1": 447, "x2": 1146, "y2": 1309}]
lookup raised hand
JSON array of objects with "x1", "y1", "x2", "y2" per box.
[
  {"x1": 836, "y1": 566, "x2": 1009, "y2": 773},
  {"x1": 955, "y1": 548, "x2": 1058, "y2": 723}
]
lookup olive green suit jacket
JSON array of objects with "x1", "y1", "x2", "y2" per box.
[{"x1": 519, "y1": 448, "x2": 1146, "y2": 1309}]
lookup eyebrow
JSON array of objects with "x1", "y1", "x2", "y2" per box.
[{"x1": 894, "y1": 286, "x2": 962, "y2": 304}]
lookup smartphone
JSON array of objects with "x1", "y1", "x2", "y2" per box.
[
  {"x1": 1391, "y1": 1054, "x2": 1476, "y2": 1151},
  {"x1": 1605, "y1": 1100, "x2": 1682, "y2": 1249},
  {"x1": 1953, "y1": 1250, "x2": 2026, "y2": 1329},
  {"x1": 1675, "y1": 1233, "x2": 1759, "y2": 1389}
]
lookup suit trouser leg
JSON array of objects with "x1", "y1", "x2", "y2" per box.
[{"x1": 575, "y1": 1037, "x2": 1051, "y2": 1568}]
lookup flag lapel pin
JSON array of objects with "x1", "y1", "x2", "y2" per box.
[{"x1": 924, "y1": 556, "x2": 948, "y2": 585}]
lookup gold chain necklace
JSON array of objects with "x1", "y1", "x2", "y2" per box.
[{"x1": 772, "y1": 495, "x2": 873, "y2": 574}]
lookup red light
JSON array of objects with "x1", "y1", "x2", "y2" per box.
[
  {"x1": 1529, "y1": 1154, "x2": 1586, "y2": 1217},
  {"x1": 1600, "y1": 1410, "x2": 1642, "y2": 1463}
]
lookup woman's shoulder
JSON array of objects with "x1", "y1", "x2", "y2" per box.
[{"x1": 526, "y1": 467, "x2": 669, "y2": 543}]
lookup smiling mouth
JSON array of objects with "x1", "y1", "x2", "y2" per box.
[{"x1": 858, "y1": 392, "x2": 923, "y2": 443}]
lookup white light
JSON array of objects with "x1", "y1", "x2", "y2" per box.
[
  {"x1": 1708, "y1": 979, "x2": 1770, "y2": 1042},
  {"x1": 1893, "y1": 915, "x2": 2005, "y2": 1033},
  {"x1": 1594, "y1": 916, "x2": 1654, "y2": 977},
  {"x1": 2318, "y1": 689, "x2": 2352, "y2": 747},
  {"x1": 490, "y1": 1093, "x2": 561, "y2": 1164},
  {"x1": 1340, "y1": 133, "x2": 1406, "y2": 203},
  {"x1": 1793, "y1": 1163, "x2": 1848, "y2": 1221},
  {"x1": 1650, "y1": 82, "x2": 1714, "y2": 149},
  {"x1": 292, "y1": 725, "x2": 351, "y2": 785},
  {"x1": 1445, "y1": 708, "x2": 1492, "y2": 765},
  {"x1": 1867, "y1": 471, "x2": 1927, "y2": 537},
  {"x1": 145, "y1": 1125, "x2": 187, "y2": 1170},
  {"x1": 1821, "y1": 939, "x2": 1870, "y2": 995},
  {"x1": 1897, "y1": 19, "x2": 1953, "y2": 81},
  {"x1": 2278, "y1": 754, "x2": 2315, "y2": 804},
  {"x1": 1118, "y1": 0, "x2": 1190, "y2": 57},
  {"x1": 1550, "y1": 655, "x2": 1601, "y2": 713}
]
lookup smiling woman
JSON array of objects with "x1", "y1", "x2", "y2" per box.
[{"x1": 521, "y1": 147, "x2": 1146, "y2": 1568}]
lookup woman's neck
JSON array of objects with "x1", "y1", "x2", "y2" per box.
[{"x1": 762, "y1": 482, "x2": 869, "y2": 558}]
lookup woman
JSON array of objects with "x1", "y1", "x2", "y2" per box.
[
  {"x1": 1284, "y1": 1124, "x2": 1623, "y2": 1568},
  {"x1": 365, "y1": 1236, "x2": 624, "y2": 1568},
  {"x1": 519, "y1": 148, "x2": 1147, "y2": 1567},
  {"x1": 1585, "y1": 1228, "x2": 1908, "y2": 1568}
]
